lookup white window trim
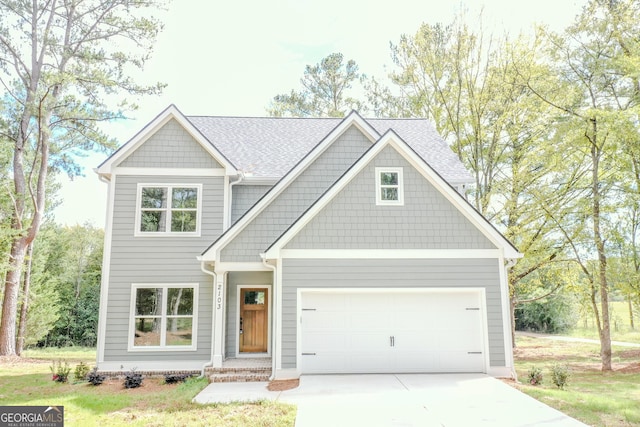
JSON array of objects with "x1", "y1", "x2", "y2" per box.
[
  {"x1": 128, "y1": 283, "x2": 199, "y2": 352},
  {"x1": 375, "y1": 167, "x2": 404, "y2": 206},
  {"x1": 135, "y1": 183, "x2": 203, "y2": 237}
]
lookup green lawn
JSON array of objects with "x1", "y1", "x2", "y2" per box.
[
  {"x1": 513, "y1": 335, "x2": 640, "y2": 427},
  {"x1": 0, "y1": 348, "x2": 296, "y2": 427}
]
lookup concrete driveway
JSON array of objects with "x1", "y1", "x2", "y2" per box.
[{"x1": 194, "y1": 374, "x2": 588, "y2": 427}]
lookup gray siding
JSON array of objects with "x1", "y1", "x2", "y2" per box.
[
  {"x1": 103, "y1": 174, "x2": 224, "y2": 362},
  {"x1": 285, "y1": 145, "x2": 495, "y2": 250},
  {"x1": 119, "y1": 119, "x2": 223, "y2": 169},
  {"x1": 221, "y1": 125, "x2": 372, "y2": 262},
  {"x1": 224, "y1": 272, "x2": 273, "y2": 358},
  {"x1": 280, "y1": 258, "x2": 505, "y2": 369},
  {"x1": 231, "y1": 185, "x2": 272, "y2": 225}
]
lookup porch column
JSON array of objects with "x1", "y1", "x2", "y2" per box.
[{"x1": 212, "y1": 272, "x2": 225, "y2": 367}]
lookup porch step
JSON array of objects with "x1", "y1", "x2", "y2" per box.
[{"x1": 205, "y1": 366, "x2": 272, "y2": 383}]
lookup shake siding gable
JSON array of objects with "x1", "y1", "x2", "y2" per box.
[
  {"x1": 118, "y1": 118, "x2": 223, "y2": 169},
  {"x1": 284, "y1": 145, "x2": 496, "y2": 250},
  {"x1": 103, "y1": 173, "x2": 223, "y2": 362},
  {"x1": 220, "y1": 125, "x2": 372, "y2": 262},
  {"x1": 231, "y1": 185, "x2": 272, "y2": 225}
]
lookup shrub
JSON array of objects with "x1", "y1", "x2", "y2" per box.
[
  {"x1": 87, "y1": 367, "x2": 106, "y2": 386},
  {"x1": 50, "y1": 360, "x2": 71, "y2": 383},
  {"x1": 73, "y1": 362, "x2": 90, "y2": 382},
  {"x1": 515, "y1": 294, "x2": 576, "y2": 334},
  {"x1": 123, "y1": 369, "x2": 143, "y2": 389},
  {"x1": 527, "y1": 366, "x2": 543, "y2": 385},
  {"x1": 551, "y1": 364, "x2": 570, "y2": 389},
  {"x1": 164, "y1": 373, "x2": 192, "y2": 384}
]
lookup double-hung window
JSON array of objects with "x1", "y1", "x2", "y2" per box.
[
  {"x1": 136, "y1": 184, "x2": 202, "y2": 236},
  {"x1": 375, "y1": 167, "x2": 404, "y2": 205},
  {"x1": 129, "y1": 284, "x2": 198, "y2": 351}
]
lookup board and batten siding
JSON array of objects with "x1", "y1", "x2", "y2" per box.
[
  {"x1": 118, "y1": 118, "x2": 223, "y2": 169},
  {"x1": 221, "y1": 125, "x2": 373, "y2": 262},
  {"x1": 280, "y1": 258, "x2": 505, "y2": 370},
  {"x1": 103, "y1": 174, "x2": 224, "y2": 362},
  {"x1": 231, "y1": 184, "x2": 272, "y2": 225},
  {"x1": 285, "y1": 145, "x2": 496, "y2": 250}
]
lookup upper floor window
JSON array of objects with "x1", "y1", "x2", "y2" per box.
[
  {"x1": 136, "y1": 184, "x2": 202, "y2": 236},
  {"x1": 375, "y1": 167, "x2": 404, "y2": 206}
]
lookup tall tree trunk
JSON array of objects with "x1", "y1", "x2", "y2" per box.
[
  {"x1": 0, "y1": 239, "x2": 27, "y2": 356},
  {"x1": 16, "y1": 242, "x2": 34, "y2": 355},
  {"x1": 629, "y1": 297, "x2": 635, "y2": 330},
  {"x1": 590, "y1": 120, "x2": 612, "y2": 371}
]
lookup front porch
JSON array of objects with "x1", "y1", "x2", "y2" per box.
[{"x1": 206, "y1": 357, "x2": 272, "y2": 383}]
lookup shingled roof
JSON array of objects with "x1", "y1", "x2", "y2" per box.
[{"x1": 186, "y1": 115, "x2": 473, "y2": 185}]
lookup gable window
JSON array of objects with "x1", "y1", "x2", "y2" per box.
[
  {"x1": 375, "y1": 167, "x2": 404, "y2": 205},
  {"x1": 136, "y1": 184, "x2": 202, "y2": 236},
  {"x1": 129, "y1": 283, "x2": 198, "y2": 351}
]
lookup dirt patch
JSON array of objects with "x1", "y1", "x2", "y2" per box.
[
  {"x1": 267, "y1": 379, "x2": 299, "y2": 391},
  {"x1": 616, "y1": 362, "x2": 640, "y2": 373},
  {"x1": 91, "y1": 377, "x2": 172, "y2": 393}
]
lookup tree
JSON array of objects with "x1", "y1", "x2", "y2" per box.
[
  {"x1": 267, "y1": 52, "x2": 365, "y2": 117},
  {"x1": 525, "y1": 0, "x2": 640, "y2": 370},
  {"x1": 368, "y1": 16, "x2": 579, "y2": 345},
  {"x1": 0, "y1": 0, "x2": 166, "y2": 356}
]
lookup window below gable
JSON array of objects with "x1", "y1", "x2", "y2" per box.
[
  {"x1": 375, "y1": 167, "x2": 404, "y2": 206},
  {"x1": 135, "y1": 184, "x2": 202, "y2": 236}
]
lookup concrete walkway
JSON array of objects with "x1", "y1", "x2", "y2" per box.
[
  {"x1": 194, "y1": 374, "x2": 588, "y2": 427},
  {"x1": 517, "y1": 331, "x2": 640, "y2": 347}
]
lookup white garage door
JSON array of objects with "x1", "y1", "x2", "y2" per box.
[{"x1": 300, "y1": 289, "x2": 486, "y2": 374}]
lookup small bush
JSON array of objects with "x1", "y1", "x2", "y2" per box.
[
  {"x1": 87, "y1": 367, "x2": 106, "y2": 386},
  {"x1": 50, "y1": 360, "x2": 71, "y2": 383},
  {"x1": 73, "y1": 362, "x2": 90, "y2": 382},
  {"x1": 123, "y1": 369, "x2": 143, "y2": 389},
  {"x1": 164, "y1": 373, "x2": 192, "y2": 384},
  {"x1": 527, "y1": 366, "x2": 543, "y2": 385},
  {"x1": 551, "y1": 364, "x2": 570, "y2": 389}
]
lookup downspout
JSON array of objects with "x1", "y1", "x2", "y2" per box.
[
  {"x1": 200, "y1": 261, "x2": 216, "y2": 378},
  {"x1": 261, "y1": 256, "x2": 277, "y2": 381},
  {"x1": 227, "y1": 172, "x2": 244, "y2": 229},
  {"x1": 505, "y1": 257, "x2": 518, "y2": 380}
]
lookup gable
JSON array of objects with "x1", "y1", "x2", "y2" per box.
[
  {"x1": 283, "y1": 145, "x2": 496, "y2": 251},
  {"x1": 218, "y1": 124, "x2": 374, "y2": 262},
  {"x1": 118, "y1": 118, "x2": 223, "y2": 169}
]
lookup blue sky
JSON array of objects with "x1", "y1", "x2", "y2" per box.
[{"x1": 53, "y1": 0, "x2": 586, "y2": 227}]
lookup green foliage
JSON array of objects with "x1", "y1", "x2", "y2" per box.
[
  {"x1": 37, "y1": 224, "x2": 104, "y2": 348},
  {"x1": 49, "y1": 360, "x2": 71, "y2": 383},
  {"x1": 268, "y1": 53, "x2": 365, "y2": 117},
  {"x1": 528, "y1": 366, "x2": 543, "y2": 385},
  {"x1": 73, "y1": 362, "x2": 91, "y2": 382},
  {"x1": 516, "y1": 292, "x2": 576, "y2": 333},
  {"x1": 551, "y1": 364, "x2": 571, "y2": 390}
]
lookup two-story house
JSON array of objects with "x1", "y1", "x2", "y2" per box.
[{"x1": 95, "y1": 105, "x2": 521, "y2": 380}]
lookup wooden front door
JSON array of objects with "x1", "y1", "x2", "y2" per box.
[{"x1": 239, "y1": 288, "x2": 268, "y2": 353}]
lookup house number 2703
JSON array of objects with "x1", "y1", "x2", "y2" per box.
[{"x1": 216, "y1": 283, "x2": 223, "y2": 310}]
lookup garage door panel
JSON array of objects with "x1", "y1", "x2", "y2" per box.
[
  {"x1": 300, "y1": 290, "x2": 486, "y2": 374},
  {"x1": 438, "y1": 351, "x2": 485, "y2": 372},
  {"x1": 302, "y1": 332, "x2": 348, "y2": 351},
  {"x1": 302, "y1": 311, "x2": 349, "y2": 330}
]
